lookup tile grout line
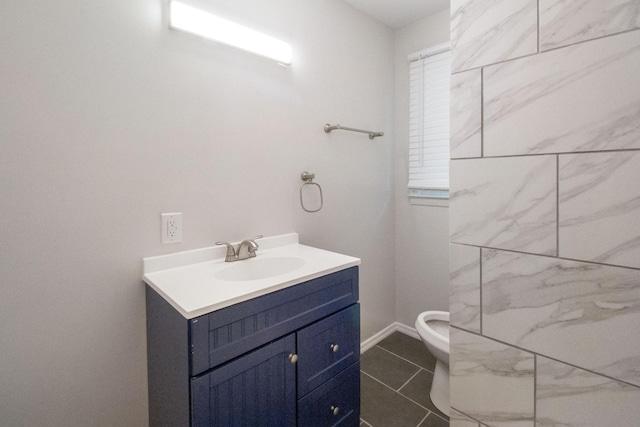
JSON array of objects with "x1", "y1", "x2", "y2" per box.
[
  {"x1": 453, "y1": 147, "x2": 640, "y2": 159},
  {"x1": 479, "y1": 247, "x2": 483, "y2": 335},
  {"x1": 361, "y1": 338, "x2": 449, "y2": 424},
  {"x1": 556, "y1": 154, "x2": 560, "y2": 257},
  {"x1": 425, "y1": 410, "x2": 449, "y2": 424},
  {"x1": 448, "y1": 242, "x2": 640, "y2": 272},
  {"x1": 416, "y1": 412, "x2": 430, "y2": 427},
  {"x1": 453, "y1": 27, "x2": 640, "y2": 75},
  {"x1": 537, "y1": 0, "x2": 540, "y2": 53},
  {"x1": 374, "y1": 344, "x2": 435, "y2": 374},
  {"x1": 480, "y1": 66, "x2": 484, "y2": 158},
  {"x1": 534, "y1": 354, "x2": 537, "y2": 426},
  {"x1": 361, "y1": 370, "x2": 442, "y2": 418},
  {"x1": 398, "y1": 368, "x2": 423, "y2": 393},
  {"x1": 361, "y1": 370, "x2": 405, "y2": 393},
  {"x1": 449, "y1": 325, "x2": 640, "y2": 390},
  {"x1": 360, "y1": 417, "x2": 374, "y2": 427}
]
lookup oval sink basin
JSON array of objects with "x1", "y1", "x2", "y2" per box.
[{"x1": 215, "y1": 256, "x2": 306, "y2": 282}]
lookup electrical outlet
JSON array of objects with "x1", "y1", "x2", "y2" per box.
[{"x1": 161, "y1": 213, "x2": 182, "y2": 244}]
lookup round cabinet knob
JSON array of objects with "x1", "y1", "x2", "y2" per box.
[
  {"x1": 330, "y1": 406, "x2": 340, "y2": 416},
  {"x1": 330, "y1": 344, "x2": 339, "y2": 353},
  {"x1": 288, "y1": 353, "x2": 298, "y2": 364}
]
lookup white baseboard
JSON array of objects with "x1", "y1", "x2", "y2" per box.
[{"x1": 360, "y1": 322, "x2": 420, "y2": 353}]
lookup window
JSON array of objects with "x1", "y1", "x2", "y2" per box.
[{"x1": 408, "y1": 43, "x2": 451, "y2": 199}]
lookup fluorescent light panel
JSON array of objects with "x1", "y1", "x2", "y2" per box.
[{"x1": 170, "y1": 1, "x2": 292, "y2": 65}]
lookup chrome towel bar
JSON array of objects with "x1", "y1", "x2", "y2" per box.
[{"x1": 324, "y1": 123, "x2": 383, "y2": 140}]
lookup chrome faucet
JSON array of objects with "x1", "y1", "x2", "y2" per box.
[
  {"x1": 216, "y1": 235, "x2": 263, "y2": 262},
  {"x1": 237, "y1": 236, "x2": 261, "y2": 260}
]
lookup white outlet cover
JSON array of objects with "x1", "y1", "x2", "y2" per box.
[{"x1": 161, "y1": 213, "x2": 182, "y2": 244}]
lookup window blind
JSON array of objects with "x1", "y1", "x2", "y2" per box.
[{"x1": 408, "y1": 47, "x2": 451, "y2": 193}]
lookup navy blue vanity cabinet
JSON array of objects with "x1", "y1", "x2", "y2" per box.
[{"x1": 146, "y1": 266, "x2": 360, "y2": 427}]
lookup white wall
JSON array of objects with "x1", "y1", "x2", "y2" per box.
[
  {"x1": 0, "y1": 1, "x2": 395, "y2": 425},
  {"x1": 393, "y1": 9, "x2": 451, "y2": 328}
]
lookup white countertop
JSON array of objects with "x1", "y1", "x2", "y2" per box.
[{"x1": 143, "y1": 233, "x2": 361, "y2": 319}]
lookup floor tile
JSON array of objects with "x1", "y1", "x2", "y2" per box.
[
  {"x1": 361, "y1": 345, "x2": 421, "y2": 390},
  {"x1": 360, "y1": 331, "x2": 450, "y2": 426},
  {"x1": 361, "y1": 372, "x2": 428, "y2": 427},
  {"x1": 419, "y1": 413, "x2": 449, "y2": 427},
  {"x1": 399, "y1": 369, "x2": 448, "y2": 419},
  {"x1": 399, "y1": 369, "x2": 433, "y2": 408},
  {"x1": 377, "y1": 332, "x2": 437, "y2": 372}
]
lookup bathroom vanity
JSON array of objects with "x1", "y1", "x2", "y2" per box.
[{"x1": 143, "y1": 234, "x2": 361, "y2": 426}]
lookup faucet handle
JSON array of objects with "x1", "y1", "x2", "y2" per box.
[
  {"x1": 249, "y1": 235, "x2": 263, "y2": 253},
  {"x1": 215, "y1": 241, "x2": 237, "y2": 262},
  {"x1": 244, "y1": 235, "x2": 263, "y2": 258},
  {"x1": 249, "y1": 235, "x2": 263, "y2": 244}
]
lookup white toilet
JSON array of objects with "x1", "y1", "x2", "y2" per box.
[{"x1": 415, "y1": 311, "x2": 450, "y2": 417}]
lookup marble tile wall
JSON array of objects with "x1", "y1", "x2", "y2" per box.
[
  {"x1": 539, "y1": 0, "x2": 640, "y2": 51},
  {"x1": 450, "y1": 0, "x2": 537, "y2": 72},
  {"x1": 483, "y1": 249, "x2": 640, "y2": 387},
  {"x1": 449, "y1": 244, "x2": 480, "y2": 333},
  {"x1": 536, "y1": 356, "x2": 640, "y2": 427},
  {"x1": 450, "y1": 69, "x2": 482, "y2": 159},
  {"x1": 450, "y1": 156, "x2": 556, "y2": 255},
  {"x1": 559, "y1": 151, "x2": 640, "y2": 269},
  {"x1": 450, "y1": 328, "x2": 535, "y2": 426},
  {"x1": 483, "y1": 30, "x2": 640, "y2": 157},
  {"x1": 449, "y1": 1, "x2": 640, "y2": 425}
]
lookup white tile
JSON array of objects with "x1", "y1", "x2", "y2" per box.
[
  {"x1": 484, "y1": 30, "x2": 640, "y2": 156},
  {"x1": 559, "y1": 151, "x2": 640, "y2": 269},
  {"x1": 450, "y1": 69, "x2": 482, "y2": 159},
  {"x1": 450, "y1": 328, "x2": 535, "y2": 426},
  {"x1": 540, "y1": 0, "x2": 640, "y2": 51},
  {"x1": 451, "y1": 0, "x2": 537, "y2": 72},
  {"x1": 450, "y1": 156, "x2": 556, "y2": 256},
  {"x1": 483, "y1": 249, "x2": 640, "y2": 387},
  {"x1": 449, "y1": 244, "x2": 480, "y2": 333},
  {"x1": 537, "y1": 356, "x2": 640, "y2": 427}
]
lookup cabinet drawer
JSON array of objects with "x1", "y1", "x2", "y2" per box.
[
  {"x1": 191, "y1": 334, "x2": 296, "y2": 427},
  {"x1": 297, "y1": 304, "x2": 360, "y2": 396},
  {"x1": 189, "y1": 267, "x2": 358, "y2": 376},
  {"x1": 297, "y1": 362, "x2": 360, "y2": 427}
]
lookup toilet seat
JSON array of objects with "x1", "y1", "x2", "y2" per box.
[{"x1": 415, "y1": 311, "x2": 449, "y2": 364}]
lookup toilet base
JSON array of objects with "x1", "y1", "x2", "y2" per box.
[{"x1": 429, "y1": 359, "x2": 450, "y2": 417}]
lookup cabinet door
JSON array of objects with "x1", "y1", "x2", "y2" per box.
[
  {"x1": 191, "y1": 334, "x2": 296, "y2": 427},
  {"x1": 297, "y1": 304, "x2": 360, "y2": 396}
]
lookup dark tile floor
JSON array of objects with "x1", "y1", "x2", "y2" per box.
[{"x1": 360, "y1": 332, "x2": 449, "y2": 427}]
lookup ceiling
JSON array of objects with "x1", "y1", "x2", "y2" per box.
[{"x1": 341, "y1": 0, "x2": 450, "y2": 29}]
